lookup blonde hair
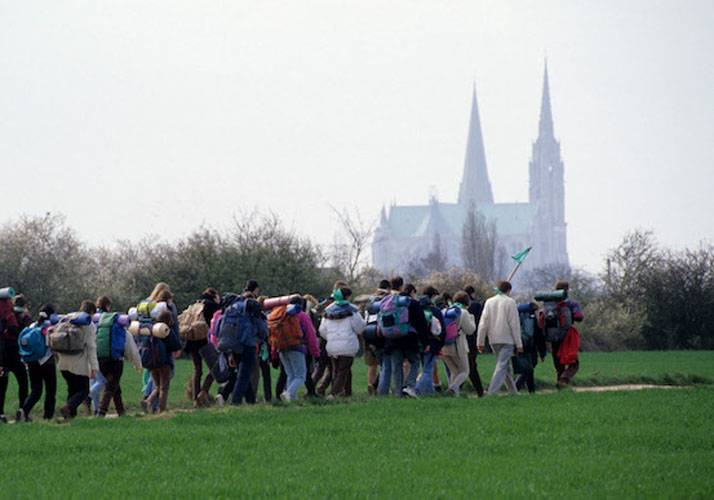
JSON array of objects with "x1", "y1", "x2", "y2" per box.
[{"x1": 147, "y1": 282, "x2": 171, "y2": 301}]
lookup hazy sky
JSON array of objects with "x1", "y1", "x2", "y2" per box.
[{"x1": 1, "y1": 0, "x2": 712, "y2": 275}]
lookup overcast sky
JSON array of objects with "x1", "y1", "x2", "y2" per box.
[{"x1": 1, "y1": 0, "x2": 712, "y2": 275}]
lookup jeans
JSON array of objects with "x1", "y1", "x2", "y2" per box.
[
  {"x1": 487, "y1": 344, "x2": 518, "y2": 396},
  {"x1": 230, "y1": 347, "x2": 256, "y2": 405},
  {"x1": 377, "y1": 349, "x2": 419, "y2": 396},
  {"x1": 279, "y1": 350, "x2": 307, "y2": 401},
  {"x1": 89, "y1": 368, "x2": 106, "y2": 412},
  {"x1": 415, "y1": 351, "x2": 438, "y2": 395}
]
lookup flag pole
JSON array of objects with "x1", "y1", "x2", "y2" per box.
[{"x1": 507, "y1": 246, "x2": 531, "y2": 281}]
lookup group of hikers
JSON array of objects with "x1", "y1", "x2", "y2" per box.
[{"x1": 0, "y1": 276, "x2": 583, "y2": 422}]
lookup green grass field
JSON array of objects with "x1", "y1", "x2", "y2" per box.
[{"x1": 2, "y1": 351, "x2": 713, "y2": 498}]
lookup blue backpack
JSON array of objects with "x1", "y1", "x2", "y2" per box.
[
  {"x1": 138, "y1": 334, "x2": 168, "y2": 369},
  {"x1": 519, "y1": 310, "x2": 536, "y2": 346},
  {"x1": 217, "y1": 299, "x2": 253, "y2": 353},
  {"x1": 18, "y1": 326, "x2": 47, "y2": 362}
]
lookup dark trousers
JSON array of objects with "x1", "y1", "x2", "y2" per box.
[
  {"x1": 466, "y1": 349, "x2": 485, "y2": 397},
  {"x1": 330, "y1": 356, "x2": 354, "y2": 397},
  {"x1": 23, "y1": 359, "x2": 56, "y2": 419},
  {"x1": 259, "y1": 357, "x2": 272, "y2": 401},
  {"x1": 61, "y1": 370, "x2": 90, "y2": 417},
  {"x1": 98, "y1": 358, "x2": 125, "y2": 416},
  {"x1": 515, "y1": 371, "x2": 536, "y2": 393},
  {"x1": 189, "y1": 349, "x2": 214, "y2": 398},
  {"x1": 230, "y1": 348, "x2": 256, "y2": 405},
  {"x1": 551, "y1": 341, "x2": 579, "y2": 385},
  {"x1": 0, "y1": 342, "x2": 28, "y2": 414}
]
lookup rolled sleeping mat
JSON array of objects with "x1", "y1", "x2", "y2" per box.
[
  {"x1": 92, "y1": 313, "x2": 131, "y2": 327},
  {"x1": 151, "y1": 322, "x2": 170, "y2": 339},
  {"x1": 443, "y1": 306, "x2": 461, "y2": 320},
  {"x1": 534, "y1": 289, "x2": 568, "y2": 302},
  {"x1": 50, "y1": 312, "x2": 92, "y2": 326},
  {"x1": 363, "y1": 323, "x2": 380, "y2": 344},
  {"x1": 128, "y1": 321, "x2": 151, "y2": 336},
  {"x1": 127, "y1": 308, "x2": 138, "y2": 321},
  {"x1": 262, "y1": 294, "x2": 301, "y2": 310},
  {"x1": 0, "y1": 287, "x2": 16, "y2": 300}
]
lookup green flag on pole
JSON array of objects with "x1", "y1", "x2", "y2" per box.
[{"x1": 511, "y1": 246, "x2": 531, "y2": 264}]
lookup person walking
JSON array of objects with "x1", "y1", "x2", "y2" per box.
[
  {"x1": 440, "y1": 291, "x2": 476, "y2": 396},
  {"x1": 476, "y1": 281, "x2": 522, "y2": 396}
]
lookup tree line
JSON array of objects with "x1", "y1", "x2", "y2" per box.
[{"x1": 1, "y1": 214, "x2": 711, "y2": 351}]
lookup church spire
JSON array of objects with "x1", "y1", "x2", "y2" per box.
[
  {"x1": 458, "y1": 83, "x2": 494, "y2": 206},
  {"x1": 538, "y1": 60, "x2": 554, "y2": 138}
]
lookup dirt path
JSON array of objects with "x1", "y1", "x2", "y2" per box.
[{"x1": 572, "y1": 384, "x2": 686, "y2": 392}]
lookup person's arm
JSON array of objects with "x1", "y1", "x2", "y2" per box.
[
  {"x1": 351, "y1": 310, "x2": 367, "y2": 336},
  {"x1": 409, "y1": 301, "x2": 430, "y2": 342},
  {"x1": 85, "y1": 325, "x2": 99, "y2": 378},
  {"x1": 569, "y1": 300, "x2": 584, "y2": 322},
  {"x1": 459, "y1": 309, "x2": 476, "y2": 336}
]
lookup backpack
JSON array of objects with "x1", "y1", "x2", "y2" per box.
[
  {"x1": 18, "y1": 326, "x2": 47, "y2": 362},
  {"x1": 137, "y1": 333, "x2": 168, "y2": 369},
  {"x1": 363, "y1": 296, "x2": 384, "y2": 346},
  {"x1": 208, "y1": 309, "x2": 223, "y2": 348},
  {"x1": 96, "y1": 312, "x2": 126, "y2": 360},
  {"x1": 267, "y1": 305, "x2": 303, "y2": 351},
  {"x1": 519, "y1": 310, "x2": 536, "y2": 347},
  {"x1": 178, "y1": 301, "x2": 209, "y2": 341},
  {"x1": 542, "y1": 300, "x2": 572, "y2": 342},
  {"x1": 378, "y1": 294, "x2": 410, "y2": 339},
  {"x1": 217, "y1": 299, "x2": 253, "y2": 353},
  {"x1": 442, "y1": 306, "x2": 461, "y2": 344},
  {"x1": 46, "y1": 318, "x2": 87, "y2": 354},
  {"x1": 0, "y1": 298, "x2": 19, "y2": 339}
]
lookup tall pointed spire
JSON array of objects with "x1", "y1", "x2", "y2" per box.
[
  {"x1": 458, "y1": 83, "x2": 494, "y2": 206},
  {"x1": 538, "y1": 60, "x2": 554, "y2": 138}
]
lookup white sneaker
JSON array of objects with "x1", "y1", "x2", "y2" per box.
[
  {"x1": 325, "y1": 394, "x2": 334, "y2": 401},
  {"x1": 280, "y1": 391, "x2": 291, "y2": 402},
  {"x1": 402, "y1": 387, "x2": 417, "y2": 398},
  {"x1": 215, "y1": 394, "x2": 225, "y2": 407}
]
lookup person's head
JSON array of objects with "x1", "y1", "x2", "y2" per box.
[
  {"x1": 13, "y1": 294, "x2": 28, "y2": 311},
  {"x1": 38, "y1": 303, "x2": 55, "y2": 322},
  {"x1": 390, "y1": 276, "x2": 404, "y2": 291},
  {"x1": 378, "y1": 279, "x2": 391, "y2": 291},
  {"x1": 333, "y1": 280, "x2": 348, "y2": 290},
  {"x1": 95, "y1": 295, "x2": 112, "y2": 312},
  {"x1": 339, "y1": 287, "x2": 352, "y2": 301},
  {"x1": 148, "y1": 282, "x2": 171, "y2": 301},
  {"x1": 530, "y1": 300, "x2": 540, "y2": 311},
  {"x1": 257, "y1": 295, "x2": 267, "y2": 306},
  {"x1": 433, "y1": 295, "x2": 446, "y2": 309},
  {"x1": 453, "y1": 291, "x2": 471, "y2": 307},
  {"x1": 245, "y1": 280, "x2": 259, "y2": 295},
  {"x1": 442, "y1": 291, "x2": 453, "y2": 304},
  {"x1": 156, "y1": 310, "x2": 173, "y2": 326},
  {"x1": 157, "y1": 289, "x2": 173, "y2": 304},
  {"x1": 404, "y1": 283, "x2": 417, "y2": 297},
  {"x1": 79, "y1": 300, "x2": 97, "y2": 315},
  {"x1": 203, "y1": 287, "x2": 220, "y2": 303},
  {"x1": 423, "y1": 286, "x2": 439, "y2": 299},
  {"x1": 496, "y1": 280, "x2": 512, "y2": 295},
  {"x1": 555, "y1": 280, "x2": 570, "y2": 293},
  {"x1": 463, "y1": 285, "x2": 476, "y2": 298}
]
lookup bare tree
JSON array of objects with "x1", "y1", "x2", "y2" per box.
[
  {"x1": 330, "y1": 206, "x2": 375, "y2": 283},
  {"x1": 460, "y1": 204, "x2": 504, "y2": 283}
]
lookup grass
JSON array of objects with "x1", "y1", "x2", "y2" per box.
[{"x1": 1, "y1": 351, "x2": 713, "y2": 498}]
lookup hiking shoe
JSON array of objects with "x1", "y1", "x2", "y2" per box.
[
  {"x1": 140, "y1": 399, "x2": 151, "y2": 414},
  {"x1": 0, "y1": 414, "x2": 7, "y2": 424},
  {"x1": 16, "y1": 408, "x2": 30, "y2": 423},
  {"x1": 402, "y1": 387, "x2": 417, "y2": 398},
  {"x1": 445, "y1": 387, "x2": 456, "y2": 396},
  {"x1": 367, "y1": 385, "x2": 376, "y2": 396},
  {"x1": 215, "y1": 394, "x2": 225, "y2": 407},
  {"x1": 280, "y1": 391, "x2": 290, "y2": 402},
  {"x1": 59, "y1": 405, "x2": 72, "y2": 420},
  {"x1": 325, "y1": 394, "x2": 335, "y2": 401},
  {"x1": 556, "y1": 380, "x2": 568, "y2": 390},
  {"x1": 83, "y1": 398, "x2": 92, "y2": 416}
]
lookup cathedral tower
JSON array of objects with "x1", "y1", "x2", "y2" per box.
[
  {"x1": 458, "y1": 84, "x2": 494, "y2": 206},
  {"x1": 528, "y1": 62, "x2": 569, "y2": 267}
]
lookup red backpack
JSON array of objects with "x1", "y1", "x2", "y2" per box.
[{"x1": 267, "y1": 305, "x2": 303, "y2": 351}]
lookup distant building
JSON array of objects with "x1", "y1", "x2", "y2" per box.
[{"x1": 372, "y1": 63, "x2": 569, "y2": 275}]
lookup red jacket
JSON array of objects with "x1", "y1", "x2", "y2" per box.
[{"x1": 557, "y1": 327, "x2": 580, "y2": 365}]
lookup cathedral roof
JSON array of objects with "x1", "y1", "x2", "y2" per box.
[{"x1": 384, "y1": 202, "x2": 535, "y2": 239}]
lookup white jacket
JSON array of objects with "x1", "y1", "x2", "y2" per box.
[
  {"x1": 476, "y1": 293, "x2": 522, "y2": 349},
  {"x1": 318, "y1": 305, "x2": 366, "y2": 357},
  {"x1": 124, "y1": 332, "x2": 142, "y2": 370}
]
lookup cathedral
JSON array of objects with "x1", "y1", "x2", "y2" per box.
[{"x1": 372, "y1": 63, "x2": 570, "y2": 275}]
